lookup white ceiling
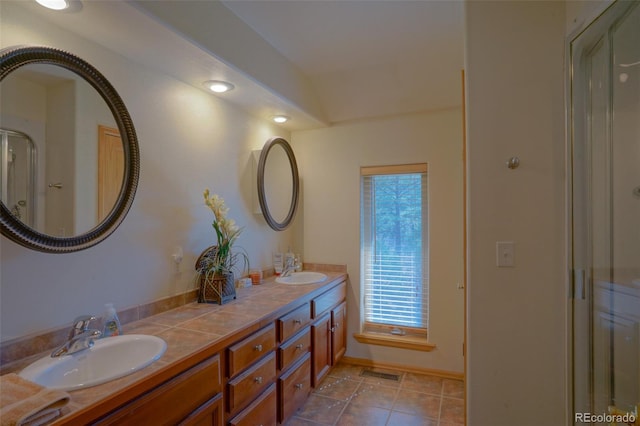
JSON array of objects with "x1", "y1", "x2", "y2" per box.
[
  {"x1": 15, "y1": 0, "x2": 465, "y2": 130},
  {"x1": 221, "y1": 0, "x2": 465, "y2": 124}
]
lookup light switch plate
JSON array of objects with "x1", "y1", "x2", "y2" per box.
[{"x1": 496, "y1": 241, "x2": 515, "y2": 267}]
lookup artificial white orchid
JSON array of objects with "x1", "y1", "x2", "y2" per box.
[{"x1": 199, "y1": 189, "x2": 245, "y2": 276}]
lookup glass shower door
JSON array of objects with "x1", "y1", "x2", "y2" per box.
[
  {"x1": 570, "y1": 1, "x2": 639, "y2": 424},
  {"x1": 0, "y1": 129, "x2": 36, "y2": 227}
]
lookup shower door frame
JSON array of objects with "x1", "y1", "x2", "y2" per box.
[
  {"x1": 567, "y1": 0, "x2": 639, "y2": 424},
  {"x1": 0, "y1": 128, "x2": 37, "y2": 228}
]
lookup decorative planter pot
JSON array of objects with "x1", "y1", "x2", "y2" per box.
[
  {"x1": 195, "y1": 246, "x2": 237, "y2": 305},
  {"x1": 198, "y1": 272, "x2": 236, "y2": 305}
]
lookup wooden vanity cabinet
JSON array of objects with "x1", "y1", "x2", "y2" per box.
[
  {"x1": 277, "y1": 303, "x2": 310, "y2": 342},
  {"x1": 278, "y1": 327, "x2": 311, "y2": 371},
  {"x1": 227, "y1": 352, "x2": 276, "y2": 414},
  {"x1": 310, "y1": 282, "x2": 347, "y2": 387},
  {"x1": 228, "y1": 383, "x2": 277, "y2": 426},
  {"x1": 278, "y1": 353, "x2": 311, "y2": 423},
  {"x1": 62, "y1": 276, "x2": 347, "y2": 426},
  {"x1": 226, "y1": 325, "x2": 277, "y2": 423},
  {"x1": 227, "y1": 324, "x2": 276, "y2": 378},
  {"x1": 275, "y1": 303, "x2": 312, "y2": 424},
  {"x1": 331, "y1": 301, "x2": 347, "y2": 364},
  {"x1": 311, "y1": 312, "x2": 331, "y2": 387},
  {"x1": 179, "y1": 394, "x2": 223, "y2": 426},
  {"x1": 95, "y1": 354, "x2": 222, "y2": 425}
]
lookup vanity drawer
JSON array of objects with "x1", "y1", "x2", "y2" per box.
[
  {"x1": 278, "y1": 326, "x2": 310, "y2": 372},
  {"x1": 227, "y1": 352, "x2": 276, "y2": 414},
  {"x1": 227, "y1": 324, "x2": 276, "y2": 377},
  {"x1": 278, "y1": 353, "x2": 311, "y2": 424},
  {"x1": 228, "y1": 383, "x2": 277, "y2": 426},
  {"x1": 278, "y1": 303, "x2": 310, "y2": 342},
  {"x1": 96, "y1": 354, "x2": 221, "y2": 425},
  {"x1": 311, "y1": 281, "x2": 346, "y2": 319}
]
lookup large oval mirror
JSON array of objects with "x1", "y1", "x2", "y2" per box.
[
  {"x1": 257, "y1": 137, "x2": 299, "y2": 231},
  {"x1": 0, "y1": 46, "x2": 140, "y2": 253}
]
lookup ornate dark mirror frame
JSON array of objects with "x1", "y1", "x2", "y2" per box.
[
  {"x1": 257, "y1": 137, "x2": 299, "y2": 231},
  {"x1": 0, "y1": 46, "x2": 140, "y2": 253}
]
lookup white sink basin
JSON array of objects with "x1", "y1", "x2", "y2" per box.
[
  {"x1": 276, "y1": 271, "x2": 328, "y2": 285},
  {"x1": 20, "y1": 334, "x2": 167, "y2": 391}
]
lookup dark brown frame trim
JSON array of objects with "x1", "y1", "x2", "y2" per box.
[
  {"x1": 0, "y1": 46, "x2": 140, "y2": 253},
  {"x1": 257, "y1": 137, "x2": 299, "y2": 231}
]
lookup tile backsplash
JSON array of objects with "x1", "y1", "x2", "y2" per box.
[{"x1": 0, "y1": 263, "x2": 346, "y2": 368}]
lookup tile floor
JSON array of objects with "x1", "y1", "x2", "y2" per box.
[{"x1": 285, "y1": 362, "x2": 465, "y2": 426}]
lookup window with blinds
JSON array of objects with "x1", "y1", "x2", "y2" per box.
[{"x1": 360, "y1": 164, "x2": 428, "y2": 336}]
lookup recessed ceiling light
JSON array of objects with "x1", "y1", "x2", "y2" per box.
[
  {"x1": 203, "y1": 80, "x2": 234, "y2": 93},
  {"x1": 35, "y1": 0, "x2": 69, "y2": 10},
  {"x1": 272, "y1": 115, "x2": 290, "y2": 124}
]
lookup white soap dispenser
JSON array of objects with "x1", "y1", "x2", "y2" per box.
[
  {"x1": 273, "y1": 252, "x2": 283, "y2": 275},
  {"x1": 102, "y1": 303, "x2": 123, "y2": 337}
]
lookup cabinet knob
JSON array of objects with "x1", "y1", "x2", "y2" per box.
[
  {"x1": 295, "y1": 344, "x2": 304, "y2": 350},
  {"x1": 331, "y1": 327, "x2": 336, "y2": 333},
  {"x1": 254, "y1": 376, "x2": 263, "y2": 384},
  {"x1": 294, "y1": 319, "x2": 302, "y2": 324},
  {"x1": 254, "y1": 344, "x2": 263, "y2": 351},
  {"x1": 295, "y1": 383, "x2": 304, "y2": 389}
]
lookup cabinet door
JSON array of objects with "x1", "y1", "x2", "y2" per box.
[
  {"x1": 311, "y1": 312, "x2": 331, "y2": 387},
  {"x1": 178, "y1": 393, "x2": 223, "y2": 426},
  {"x1": 228, "y1": 383, "x2": 277, "y2": 426},
  {"x1": 95, "y1": 355, "x2": 221, "y2": 425},
  {"x1": 331, "y1": 302, "x2": 347, "y2": 365}
]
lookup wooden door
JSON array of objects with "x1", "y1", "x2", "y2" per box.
[{"x1": 98, "y1": 125, "x2": 123, "y2": 222}]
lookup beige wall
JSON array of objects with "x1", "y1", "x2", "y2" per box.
[
  {"x1": 0, "y1": 3, "x2": 294, "y2": 341},
  {"x1": 5, "y1": 3, "x2": 624, "y2": 424},
  {"x1": 292, "y1": 109, "x2": 465, "y2": 374},
  {"x1": 465, "y1": 1, "x2": 567, "y2": 424}
]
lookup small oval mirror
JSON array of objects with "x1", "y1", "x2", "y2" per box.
[{"x1": 257, "y1": 137, "x2": 299, "y2": 231}]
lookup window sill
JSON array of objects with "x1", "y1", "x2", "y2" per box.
[{"x1": 354, "y1": 332, "x2": 436, "y2": 352}]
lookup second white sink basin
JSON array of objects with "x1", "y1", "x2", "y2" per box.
[
  {"x1": 20, "y1": 334, "x2": 167, "y2": 391},
  {"x1": 276, "y1": 271, "x2": 328, "y2": 285}
]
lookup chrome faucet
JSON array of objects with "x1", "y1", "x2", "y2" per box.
[
  {"x1": 281, "y1": 257, "x2": 295, "y2": 277},
  {"x1": 51, "y1": 315, "x2": 101, "y2": 357}
]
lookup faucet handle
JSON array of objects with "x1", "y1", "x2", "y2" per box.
[{"x1": 68, "y1": 315, "x2": 97, "y2": 339}]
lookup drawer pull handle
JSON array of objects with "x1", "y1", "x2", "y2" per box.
[
  {"x1": 295, "y1": 383, "x2": 304, "y2": 389},
  {"x1": 295, "y1": 344, "x2": 304, "y2": 350},
  {"x1": 294, "y1": 319, "x2": 302, "y2": 324},
  {"x1": 254, "y1": 376, "x2": 263, "y2": 384},
  {"x1": 254, "y1": 344, "x2": 263, "y2": 351}
]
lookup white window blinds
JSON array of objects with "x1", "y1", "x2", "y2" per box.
[{"x1": 360, "y1": 164, "x2": 428, "y2": 331}]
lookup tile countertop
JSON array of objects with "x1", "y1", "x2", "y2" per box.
[{"x1": 1, "y1": 271, "x2": 347, "y2": 424}]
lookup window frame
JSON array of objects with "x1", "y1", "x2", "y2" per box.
[{"x1": 355, "y1": 163, "x2": 435, "y2": 352}]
